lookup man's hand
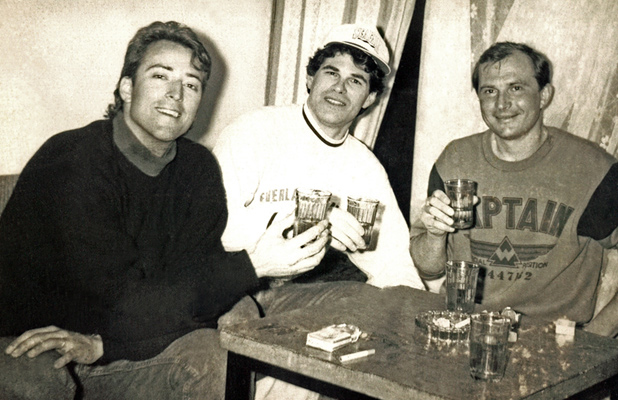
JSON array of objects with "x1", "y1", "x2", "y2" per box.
[
  {"x1": 5, "y1": 325, "x2": 104, "y2": 369},
  {"x1": 421, "y1": 190, "x2": 479, "y2": 236},
  {"x1": 327, "y1": 207, "x2": 366, "y2": 252},
  {"x1": 248, "y1": 212, "x2": 329, "y2": 279}
]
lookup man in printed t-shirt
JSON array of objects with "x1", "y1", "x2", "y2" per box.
[{"x1": 410, "y1": 41, "x2": 618, "y2": 338}]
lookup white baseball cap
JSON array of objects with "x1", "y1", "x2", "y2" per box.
[{"x1": 320, "y1": 24, "x2": 391, "y2": 75}]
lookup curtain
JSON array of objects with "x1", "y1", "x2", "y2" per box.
[{"x1": 266, "y1": 0, "x2": 417, "y2": 148}]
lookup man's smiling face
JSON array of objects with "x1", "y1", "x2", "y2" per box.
[
  {"x1": 306, "y1": 52, "x2": 377, "y2": 140},
  {"x1": 477, "y1": 50, "x2": 551, "y2": 141},
  {"x1": 120, "y1": 40, "x2": 205, "y2": 156}
]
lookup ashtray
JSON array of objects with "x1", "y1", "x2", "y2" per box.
[{"x1": 415, "y1": 310, "x2": 470, "y2": 343}]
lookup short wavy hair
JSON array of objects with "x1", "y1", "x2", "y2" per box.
[
  {"x1": 105, "y1": 21, "x2": 211, "y2": 119},
  {"x1": 306, "y1": 43, "x2": 386, "y2": 97},
  {"x1": 472, "y1": 41, "x2": 551, "y2": 93}
]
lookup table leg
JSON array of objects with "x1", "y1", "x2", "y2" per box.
[
  {"x1": 225, "y1": 352, "x2": 255, "y2": 400},
  {"x1": 224, "y1": 351, "x2": 377, "y2": 400}
]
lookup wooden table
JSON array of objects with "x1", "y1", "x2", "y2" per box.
[{"x1": 220, "y1": 284, "x2": 618, "y2": 399}]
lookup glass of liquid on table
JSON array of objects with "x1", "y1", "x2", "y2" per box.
[
  {"x1": 445, "y1": 260, "x2": 480, "y2": 314},
  {"x1": 469, "y1": 312, "x2": 511, "y2": 381}
]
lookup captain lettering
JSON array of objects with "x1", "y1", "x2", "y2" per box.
[
  {"x1": 477, "y1": 196, "x2": 574, "y2": 238},
  {"x1": 260, "y1": 188, "x2": 293, "y2": 203}
]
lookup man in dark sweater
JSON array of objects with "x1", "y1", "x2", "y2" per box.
[{"x1": 0, "y1": 21, "x2": 334, "y2": 399}]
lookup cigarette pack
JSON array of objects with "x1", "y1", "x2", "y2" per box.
[
  {"x1": 555, "y1": 318, "x2": 576, "y2": 337},
  {"x1": 306, "y1": 324, "x2": 361, "y2": 352}
]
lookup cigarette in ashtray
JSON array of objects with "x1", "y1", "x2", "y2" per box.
[
  {"x1": 433, "y1": 316, "x2": 470, "y2": 329},
  {"x1": 306, "y1": 324, "x2": 362, "y2": 352},
  {"x1": 454, "y1": 317, "x2": 471, "y2": 329}
]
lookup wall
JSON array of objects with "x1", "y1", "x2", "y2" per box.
[{"x1": 0, "y1": 0, "x2": 273, "y2": 174}]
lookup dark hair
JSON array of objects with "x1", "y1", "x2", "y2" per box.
[
  {"x1": 105, "y1": 21, "x2": 211, "y2": 119},
  {"x1": 472, "y1": 42, "x2": 552, "y2": 93},
  {"x1": 306, "y1": 43, "x2": 386, "y2": 96}
]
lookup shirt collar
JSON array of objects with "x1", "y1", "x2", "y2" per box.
[
  {"x1": 302, "y1": 104, "x2": 348, "y2": 147},
  {"x1": 113, "y1": 112, "x2": 176, "y2": 176}
]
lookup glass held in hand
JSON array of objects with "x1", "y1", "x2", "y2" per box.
[
  {"x1": 444, "y1": 179, "x2": 477, "y2": 229},
  {"x1": 346, "y1": 197, "x2": 380, "y2": 246},
  {"x1": 293, "y1": 188, "x2": 332, "y2": 236}
]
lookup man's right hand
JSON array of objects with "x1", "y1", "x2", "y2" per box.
[
  {"x1": 5, "y1": 325, "x2": 104, "y2": 369},
  {"x1": 420, "y1": 190, "x2": 457, "y2": 236},
  {"x1": 421, "y1": 190, "x2": 480, "y2": 236},
  {"x1": 248, "y1": 212, "x2": 329, "y2": 279}
]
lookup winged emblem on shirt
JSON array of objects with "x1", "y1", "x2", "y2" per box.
[{"x1": 470, "y1": 236, "x2": 554, "y2": 267}]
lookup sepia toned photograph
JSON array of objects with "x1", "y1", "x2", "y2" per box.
[{"x1": 0, "y1": 0, "x2": 617, "y2": 398}]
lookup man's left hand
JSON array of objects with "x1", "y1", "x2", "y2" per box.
[
  {"x1": 5, "y1": 325, "x2": 104, "y2": 368},
  {"x1": 327, "y1": 207, "x2": 366, "y2": 252}
]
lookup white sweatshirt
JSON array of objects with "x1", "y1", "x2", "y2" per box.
[{"x1": 213, "y1": 104, "x2": 424, "y2": 290}]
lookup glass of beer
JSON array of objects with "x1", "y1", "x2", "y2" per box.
[
  {"x1": 346, "y1": 197, "x2": 380, "y2": 246},
  {"x1": 293, "y1": 189, "x2": 332, "y2": 236},
  {"x1": 445, "y1": 260, "x2": 480, "y2": 314},
  {"x1": 444, "y1": 179, "x2": 476, "y2": 229},
  {"x1": 469, "y1": 312, "x2": 511, "y2": 381}
]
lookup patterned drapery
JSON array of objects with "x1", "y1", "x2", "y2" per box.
[{"x1": 267, "y1": 0, "x2": 416, "y2": 148}]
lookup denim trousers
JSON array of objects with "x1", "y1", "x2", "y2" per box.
[
  {"x1": 0, "y1": 328, "x2": 227, "y2": 400},
  {"x1": 0, "y1": 281, "x2": 366, "y2": 400}
]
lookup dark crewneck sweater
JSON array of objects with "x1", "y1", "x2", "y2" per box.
[{"x1": 0, "y1": 118, "x2": 258, "y2": 363}]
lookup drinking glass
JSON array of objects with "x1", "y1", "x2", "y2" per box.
[
  {"x1": 346, "y1": 197, "x2": 380, "y2": 246},
  {"x1": 469, "y1": 312, "x2": 511, "y2": 381},
  {"x1": 445, "y1": 260, "x2": 480, "y2": 314},
  {"x1": 444, "y1": 179, "x2": 476, "y2": 229}
]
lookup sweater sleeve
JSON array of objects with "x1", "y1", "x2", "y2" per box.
[
  {"x1": 427, "y1": 164, "x2": 445, "y2": 196},
  {"x1": 577, "y1": 162, "x2": 618, "y2": 246},
  {"x1": 212, "y1": 112, "x2": 266, "y2": 252}
]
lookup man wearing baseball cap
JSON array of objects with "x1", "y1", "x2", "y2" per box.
[
  {"x1": 214, "y1": 23, "x2": 423, "y2": 399},
  {"x1": 214, "y1": 23, "x2": 423, "y2": 291}
]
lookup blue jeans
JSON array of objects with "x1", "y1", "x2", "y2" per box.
[
  {"x1": 257, "y1": 280, "x2": 366, "y2": 315},
  {"x1": 0, "y1": 281, "x2": 366, "y2": 400},
  {"x1": 0, "y1": 329, "x2": 227, "y2": 400},
  {"x1": 0, "y1": 337, "x2": 76, "y2": 400}
]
